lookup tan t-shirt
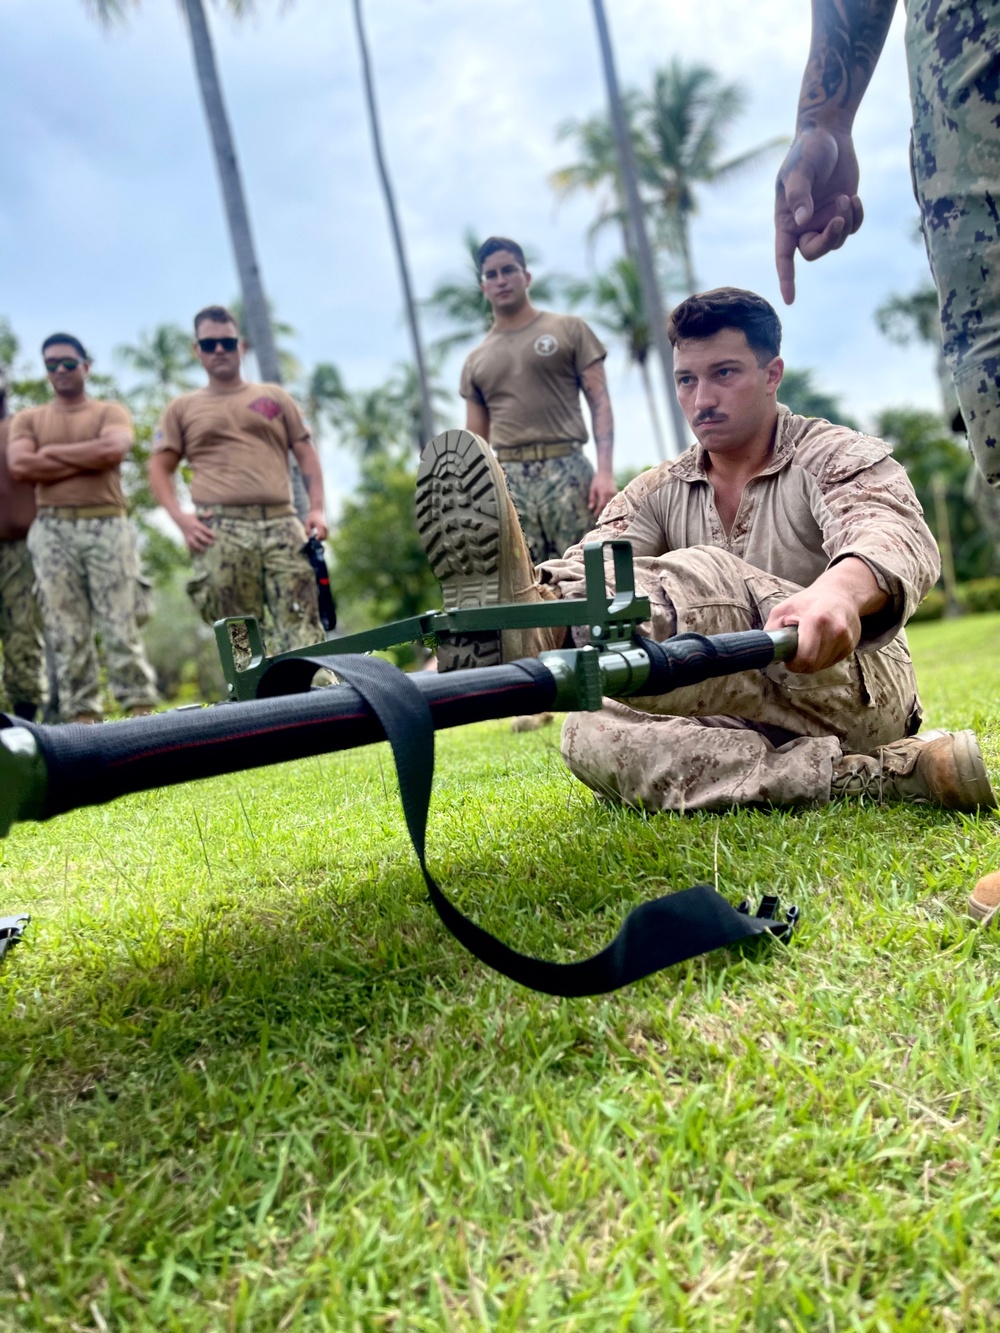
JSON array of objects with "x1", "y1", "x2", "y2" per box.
[
  {"x1": 459, "y1": 312, "x2": 607, "y2": 448},
  {"x1": 154, "y1": 381, "x2": 310, "y2": 506},
  {"x1": 0, "y1": 419, "x2": 37, "y2": 540},
  {"x1": 8, "y1": 398, "x2": 132, "y2": 510}
]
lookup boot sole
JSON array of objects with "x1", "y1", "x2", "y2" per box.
[
  {"x1": 416, "y1": 429, "x2": 510, "y2": 671},
  {"x1": 950, "y1": 729, "x2": 997, "y2": 810}
]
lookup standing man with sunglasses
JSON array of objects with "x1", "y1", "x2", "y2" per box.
[
  {"x1": 8, "y1": 334, "x2": 159, "y2": 723},
  {"x1": 149, "y1": 306, "x2": 327, "y2": 655}
]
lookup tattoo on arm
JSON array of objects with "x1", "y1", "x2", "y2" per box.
[
  {"x1": 581, "y1": 363, "x2": 614, "y2": 472},
  {"x1": 798, "y1": 0, "x2": 897, "y2": 122}
]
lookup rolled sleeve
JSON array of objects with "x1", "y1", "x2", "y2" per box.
[{"x1": 819, "y1": 449, "x2": 940, "y2": 648}]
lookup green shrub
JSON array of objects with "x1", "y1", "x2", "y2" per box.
[
  {"x1": 909, "y1": 588, "x2": 946, "y2": 622},
  {"x1": 958, "y1": 576, "x2": 1000, "y2": 614}
]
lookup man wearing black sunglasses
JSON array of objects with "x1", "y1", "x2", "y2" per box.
[
  {"x1": 148, "y1": 306, "x2": 327, "y2": 655},
  {"x1": 7, "y1": 333, "x2": 158, "y2": 723}
]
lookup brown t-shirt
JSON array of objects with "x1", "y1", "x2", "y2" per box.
[
  {"x1": 0, "y1": 420, "x2": 37, "y2": 541},
  {"x1": 154, "y1": 381, "x2": 310, "y2": 506},
  {"x1": 459, "y1": 311, "x2": 607, "y2": 448},
  {"x1": 8, "y1": 398, "x2": 132, "y2": 510}
]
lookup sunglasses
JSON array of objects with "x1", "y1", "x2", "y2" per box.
[
  {"x1": 44, "y1": 357, "x2": 82, "y2": 372},
  {"x1": 197, "y1": 337, "x2": 240, "y2": 354}
]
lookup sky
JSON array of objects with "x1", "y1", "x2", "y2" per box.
[{"x1": 1, "y1": 0, "x2": 935, "y2": 506}]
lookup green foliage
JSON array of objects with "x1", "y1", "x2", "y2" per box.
[
  {"x1": 779, "y1": 367, "x2": 858, "y2": 427},
  {"x1": 553, "y1": 61, "x2": 786, "y2": 290},
  {"x1": 328, "y1": 448, "x2": 438, "y2": 654},
  {"x1": 2, "y1": 618, "x2": 1000, "y2": 1326},
  {"x1": 115, "y1": 323, "x2": 198, "y2": 401},
  {"x1": 911, "y1": 579, "x2": 1000, "y2": 621},
  {"x1": 875, "y1": 283, "x2": 939, "y2": 348},
  {"x1": 309, "y1": 359, "x2": 451, "y2": 455},
  {"x1": 140, "y1": 571, "x2": 227, "y2": 700},
  {"x1": 877, "y1": 407, "x2": 992, "y2": 583}
]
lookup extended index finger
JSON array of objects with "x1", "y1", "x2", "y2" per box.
[{"x1": 776, "y1": 223, "x2": 798, "y2": 305}]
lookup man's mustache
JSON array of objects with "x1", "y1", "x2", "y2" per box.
[{"x1": 695, "y1": 412, "x2": 726, "y2": 425}]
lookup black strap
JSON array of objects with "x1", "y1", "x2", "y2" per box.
[{"x1": 262, "y1": 654, "x2": 780, "y2": 997}]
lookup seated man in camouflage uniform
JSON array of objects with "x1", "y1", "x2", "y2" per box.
[
  {"x1": 460, "y1": 236, "x2": 617, "y2": 571},
  {"x1": 418, "y1": 288, "x2": 995, "y2": 814},
  {"x1": 148, "y1": 305, "x2": 326, "y2": 657},
  {"x1": 8, "y1": 334, "x2": 158, "y2": 724},
  {"x1": 0, "y1": 369, "x2": 44, "y2": 721}
]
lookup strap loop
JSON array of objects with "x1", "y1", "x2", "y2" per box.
[{"x1": 260, "y1": 653, "x2": 782, "y2": 997}]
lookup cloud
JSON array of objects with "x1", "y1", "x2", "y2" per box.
[{"x1": 0, "y1": 0, "x2": 938, "y2": 471}]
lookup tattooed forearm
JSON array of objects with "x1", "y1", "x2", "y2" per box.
[
  {"x1": 581, "y1": 363, "x2": 614, "y2": 473},
  {"x1": 797, "y1": 0, "x2": 897, "y2": 124}
]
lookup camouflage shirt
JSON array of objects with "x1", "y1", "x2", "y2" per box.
[{"x1": 540, "y1": 406, "x2": 940, "y2": 651}]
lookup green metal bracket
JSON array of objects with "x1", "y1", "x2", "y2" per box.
[{"x1": 216, "y1": 539, "x2": 652, "y2": 701}]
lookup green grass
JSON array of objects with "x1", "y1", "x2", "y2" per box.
[{"x1": 2, "y1": 613, "x2": 1000, "y2": 1330}]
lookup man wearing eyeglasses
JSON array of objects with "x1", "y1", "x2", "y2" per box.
[
  {"x1": 7, "y1": 334, "x2": 159, "y2": 723},
  {"x1": 456, "y1": 237, "x2": 617, "y2": 571},
  {"x1": 148, "y1": 306, "x2": 327, "y2": 654}
]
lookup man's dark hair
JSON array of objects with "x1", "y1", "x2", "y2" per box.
[
  {"x1": 41, "y1": 332, "x2": 89, "y2": 361},
  {"x1": 193, "y1": 305, "x2": 239, "y2": 335},
  {"x1": 667, "y1": 288, "x2": 782, "y2": 366},
  {"x1": 477, "y1": 236, "x2": 527, "y2": 273}
]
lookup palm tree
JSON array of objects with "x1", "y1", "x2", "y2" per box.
[
  {"x1": 585, "y1": 258, "x2": 667, "y2": 461},
  {"x1": 87, "y1": 1, "x2": 285, "y2": 386},
  {"x1": 115, "y1": 323, "x2": 199, "y2": 399},
  {"x1": 87, "y1": 1, "x2": 309, "y2": 513},
  {"x1": 228, "y1": 297, "x2": 302, "y2": 384},
  {"x1": 350, "y1": 0, "x2": 434, "y2": 450},
  {"x1": 550, "y1": 95, "x2": 644, "y2": 257},
  {"x1": 590, "y1": 0, "x2": 688, "y2": 456},
  {"x1": 641, "y1": 61, "x2": 787, "y2": 294}
]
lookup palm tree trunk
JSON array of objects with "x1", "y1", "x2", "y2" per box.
[
  {"x1": 678, "y1": 216, "x2": 698, "y2": 295},
  {"x1": 639, "y1": 359, "x2": 667, "y2": 462},
  {"x1": 352, "y1": 0, "x2": 435, "y2": 451},
  {"x1": 591, "y1": 0, "x2": 688, "y2": 458},
  {"x1": 180, "y1": 0, "x2": 309, "y2": 519},
  {"x1": 180, "y1": 0, "x2": 280, "y2": 387}
]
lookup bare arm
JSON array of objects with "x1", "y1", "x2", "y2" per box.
[
  {"x1": 580, "y1": 360, "x2": 616, "y2": 515},
  {"x1": 40, "y1": 429, "x2": 132, "y2": 472},
  {"x1": 290, "y1": 436, "x2": 328, "y2": 541},
  {"x1": 465, "y1": 398, "x2": 490, "y2": 441},
  {"x1": 8, "y1": 435, "x2": 77, "y2": 484},
  {"x1": 764, "y1": 555, "x2": 888, "y2": 672},
  {"x1": 148, "y1": 450, "x2": 216, "y2": 554},
  {"x1": 775, "y1": 0, "x2": 898, "y2": 303}
]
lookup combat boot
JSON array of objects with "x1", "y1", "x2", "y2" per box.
[
  {"x1": 416, "y1": 429, "x2": 564, "y2": 670},
  {"x1": 830, "y1": 729, "x2": 996, "y2": 811},
  {"x1": 968, "y1": 871, "x2": 1000, "y2": 926}
]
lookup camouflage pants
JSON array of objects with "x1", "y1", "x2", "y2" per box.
[
  {"x1": 0, "y1": 539, "x2": 44, "y2": 710},
  {"x1": 906, "y1": 0, "x2": 1000, "y2": 485},
  {"x1": 557, "y1": 546, "x2": 921, "y2": 811},
  {"x1": 501, "y1": 450, "x2": 595, "y2": 564},
  {"x1": 187, "y1": 512, "x2": 324, "y2": 655},
  {"x1": 27, "y1": 515, "x2": 159, "y2": 720}
]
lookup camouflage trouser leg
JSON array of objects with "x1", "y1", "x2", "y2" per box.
[
  {"x1": 557, "y1": 546, "x2": 920, "y2": 811},
  {"x1": 0, "y1": 539, "x2": 44, "y2": 710},
  {"x1": 187, "y1": 515, "x2": 324, "y2": 655},
  {"x1": 906, "y1": 0, "x2": 1000, "y2": 485},
  {"x1": 27, "y1": 515, "x2": 159, "y2": 720},
  {"x1": 501, "y1": 451, "x2": 595, "y2": 563}
]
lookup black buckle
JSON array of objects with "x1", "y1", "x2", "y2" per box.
[
  {"x1": 737, "y1": 895, "x2": 799, "y2": 941},
  {"x1": 0, "y1": 914, "x2": 29, "y2": 961}
]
